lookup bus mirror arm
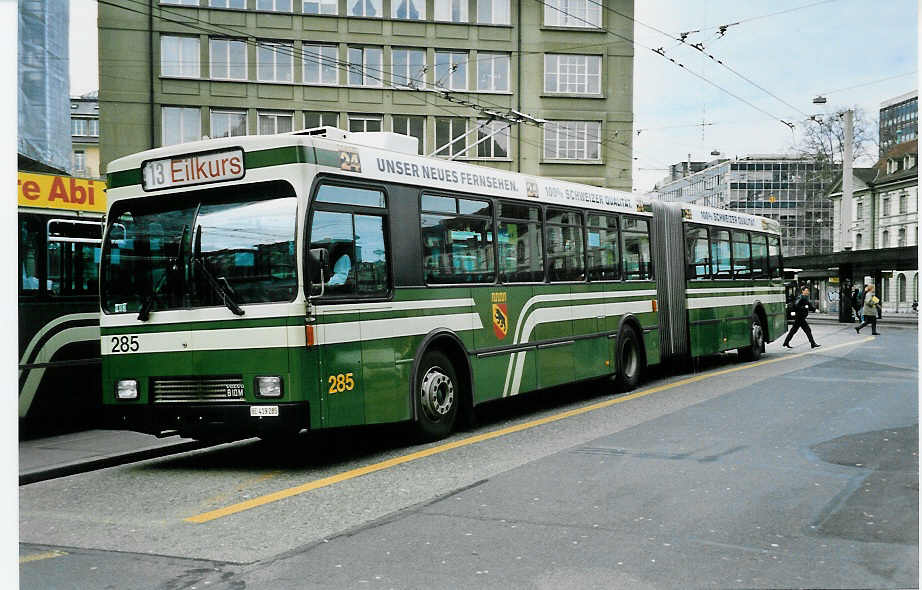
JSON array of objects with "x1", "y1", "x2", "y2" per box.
[{"x1": 309, "y1": 248, "x2": 331, "y2": 298}]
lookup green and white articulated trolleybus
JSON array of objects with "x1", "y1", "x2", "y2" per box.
[{"x1": 100, "y1": 127, "x2": 785, "y2": 441}]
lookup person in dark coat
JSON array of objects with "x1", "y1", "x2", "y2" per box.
[
  {"x1": 783, "y1": 286, "x2": 820, "y2": 349},
  {"x1": 851, "y1": 286, "x2": 862, "y2": 322}
]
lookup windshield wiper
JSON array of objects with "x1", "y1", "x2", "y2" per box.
[
  {"x1": 138, "y1": 224, "x2": 187, "y2": 321},
  {"x1": 193, "y1": 225, "x2": 245, "y2": 316}
]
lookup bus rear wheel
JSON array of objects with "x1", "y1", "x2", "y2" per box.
[
  {"x1": 615, "y1": 325, "x2": 643, "y2": 392},
  {"x1": 738, "y1": 313, "x2": 764, "y2": 361},
  {"x1": 413, "y1": 350, "x2": 459, "y2": 441}
]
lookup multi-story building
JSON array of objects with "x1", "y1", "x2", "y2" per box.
[
  {"x1": 97, "y1": 0, "x2": 634, "y2": 189},
  {"x1": 19, "y1": 0, "x2": 71, "y2": 174},
  {"x1": 830, "y1": 140, "x2": 918, "y2": 311},
  {"x1": 654, "y1": 155, "x2": 838, "y2": 257},
  {"x1": 879, "y1": 90, "x2": 917, "y2": 157},
  {"x1": 71, "y1": 92, "x2": 102, "y2": 178}
]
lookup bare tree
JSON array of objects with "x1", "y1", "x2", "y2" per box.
[{"x1": 791, "y1": 106, "x2": 875, "y2": 179}]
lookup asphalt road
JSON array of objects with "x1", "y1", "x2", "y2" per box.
[{"x1": 20, "y1": 323, "x2": 918, "y2": 589}]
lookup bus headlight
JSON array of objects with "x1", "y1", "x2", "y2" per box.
[
  {"x1": 116, "y1": 379, "x2": 139, "y2": 400},
  {"x1": 255, "y1": 376, "x2": 282, "y2": 398}
]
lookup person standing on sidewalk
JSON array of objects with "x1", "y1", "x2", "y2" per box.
[
  {"x1": 783, "y1": 286, "x2": 820, "y2": 349},
  {"x1": 856, "y1": 285, "x2": 881, "y2": 335}
]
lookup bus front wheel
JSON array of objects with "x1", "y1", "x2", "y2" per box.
[
  {"x1": 414, "y1": 350, "x2": 459, "y2": 441},
  {"x1": 738, "y1": 313, "x2": 764, "y2": 362},
  {"x1": 615, "y1": 325, "x2": 643, "y2": 392}
]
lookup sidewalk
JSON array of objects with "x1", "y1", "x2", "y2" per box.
[
  {"x1": 19, "y1": 429, "x2": 206, "y2": 485},
  {"x1": 810, "y1": 311, "x2": 919, "y2": 326}
]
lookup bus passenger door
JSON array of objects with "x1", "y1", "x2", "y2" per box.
[{"x1": 316, "y1": 310, "x2": 365, "y2": 428}]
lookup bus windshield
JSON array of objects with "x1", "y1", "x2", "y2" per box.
[{"x1": 101, "y1": 181, "x2": 298, "y2": 315}]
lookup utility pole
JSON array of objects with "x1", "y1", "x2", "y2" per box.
[{"x1": 840, "y1": 110, "x2": 854, "y2": 251}]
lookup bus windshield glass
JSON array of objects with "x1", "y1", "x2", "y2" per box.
[{"x1": 101, "y1": 181, "x2": 298, "y2": 314}]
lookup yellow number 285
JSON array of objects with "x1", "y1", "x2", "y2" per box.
[{"x1": 328, "y1": 372, "x2": 355, "y2": 394}]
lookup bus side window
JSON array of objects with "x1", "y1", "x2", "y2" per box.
[
  {"x1": 622, "y1": 217, "x2": 652, "y2": 281},
  {"x1": 710, "y1": 229, "x2": 732, "y2": 280},
  {"x1": 546, "y1": 208, "x2": 585, "y2": 282},
  {"x1": 685, "y1": 225, "x2": 710, "y2": 280},
  {"x1": 497, "y1": 202, "x2": 543, "y2": 283},
  {"x1": 586, "y1": 214, "x2": 620, "y2": 281},
  {"x1": 420, "y1": 194, "x2": 494, "y2": 285},
  {"x1": 20, "y1": 216, "x2": 43, "y2": 294},
  {"x1": 750, "y1": 234, "x2": 769, "y2": 279},
  {"x1": 732, "y1": 231, "x2": 751, "y2": 279},
  {"x1": 768, "y1": 235, "x2": 782, "y2": 278},
  {"x1": 46, "y1": 220, "x2": 103, "y2": 296}
]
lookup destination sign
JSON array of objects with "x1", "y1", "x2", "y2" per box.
[{"x1": 142, "y1": 148, "x2": 244, "y2": 191}]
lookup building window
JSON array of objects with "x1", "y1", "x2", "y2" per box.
[
  {"x1": 543, "y1": 0, "x2": 602, "y2": 27},
  {"x1": 71, "y1": 118, "x2": 87, "y2": 136},
  {"x1": 72, "y1": 150, "x2": 87, "y2": 174},
  {"x1": 435, "y1": 117, "x2": 467, "y2": 157},
  {"x1": 303, "y1": 44, "x2": 339, "y2": 85},
  {"x1": 392, "y1": 48, "x2": 426, "y2": 89},
  {"x1": 257, "y1": 42, "x2": 293, "y2": 82},
  {"x1": 392, "y1": 115, "x2": 425, "y2": 155},
  {"x1": 210, "y1": 0, "x2": 245, "y2": 7},
  {"x1": 883, "y1": 197, "x2": 891, "y2": 216},
  {"x1": 476, "y1": 119, "x2": 509, "y2": 159},
  {"x1": 544, "y1": 54, "x2": 601, "y2": 94},
  {"x1": 161, "y1": 106, "x2": 201, "y2": 146},
  {"x1": 347, "y1": 46, "x2": 383, "y2": 87},
  {"x1": 899, "y1": 192, "x2": 908, "y2": 214},
  {"x1": 348, "y1": 0, "x2": 381, "y2": 17},
  {"x1": 476, "y1": 0, "x2": 509, "y2": 24},
  {"x1": 305, "y1": 111, "x2": 339, "y2": 129},
  {"x1": 476, "y1": 52, "x2": 509, "y2": 92},
  {"x1": 914, "y1": 274, "x2": 918, "y2": 300},
  {"x1": 161, "y1": 35, "x2": 200, "y2": 78},
  {"x1": 210, "y1": 109, "x2": 247, "y2": 138},
  {"x1": 392, "y1": 0, "x2": 424, "y2": 19},
  {"x1": 855, "y1": 233, "x2": 862, "y2": 249},
  {"x1": 898, "y1": 273, "x2": 907, "y2": 302},
  {"x1": 898, "y1": 228, "x2": 906, "y2": 247},
  {"x1": 435, "y1": 51, "x2": 467, "y2": 90},
  {"x1": 303, "y1": 0, "x2": 337, "y2": 13},
  {"x1": 210, "y1": 38, "x2": 247, "y2": 80},
  {"x1": 256, "y1": 0, "x2": 292, "y2": 10},
  {"x1": 882, "y1": 230, "x2": 889, "y2": 248},
  {"x1": 855, "y1": 201, "x2": 863, "y2": 220},
  {"x1": 543, "y1": 120, "x2": 601, "y2": 161},
  {"x1": 348, "y1": 114, "x2": 382, "y2": 132},
  {"x1": 434, "y1": 0, "x2": 466, "y2": 22},
  {"x1": 258, "y1": 112, "x2": 293, "y2": 134},
  {"x1": 161, "y1": 0, "x2": 199, "y2": 6}
]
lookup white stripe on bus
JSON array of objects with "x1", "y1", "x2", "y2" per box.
[
  {"x1": 20, "y1": 325, "x2": 100, "y2": 418},
  {"x1": 502, "y1": 289, "x2": 657, "y2": 397},
  {"x1": 686, "y1": 294, "x2": 785, "y2": 309},
  {"x1": 315, "y1": 313, "x2": 484, "y2": 345},
  {"x1": 19, "y1": 312, "x2": 98, "y2": 368},
  {"x1": 101, "y1": 326, "x2": 306, "y2": 355},
  {"x1": 312, "y1": 298, "x2": 475, "y2": 315},
  {"x1": 685, "y1": 286, "x2": 782, "y2": 294}
]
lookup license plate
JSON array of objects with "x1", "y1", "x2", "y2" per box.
[{"x1": 250, "y1": 405, "x2": 279, "y2": 417}]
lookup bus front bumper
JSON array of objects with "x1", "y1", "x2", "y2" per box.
[{"x1": 104, "y1": 402, "x2": 310, "y2": 440}]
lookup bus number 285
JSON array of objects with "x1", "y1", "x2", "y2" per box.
[
  {"x1": 328, "y1": 373, "x2": 355, "y2": 394},
  {"x1": 110, "y1": 335, "x2": 140, "y2": 353}
]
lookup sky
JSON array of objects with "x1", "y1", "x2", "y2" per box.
[{"x1": 67, "y1": 0, "x2": 918, "y2": 192}]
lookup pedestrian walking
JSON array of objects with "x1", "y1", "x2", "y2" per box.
[
  {"x1": 855, "y1": 285, "x2": 881, "y2": 335},
  {"x1": 783, "y1": 286, "x2": 820, "y2": 349},
  {"x1": 851, "y1": 286, "x2": 862, "y2": 322}
]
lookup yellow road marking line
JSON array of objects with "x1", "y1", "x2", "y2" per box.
[
  {"x1": 19, "y1": 550, "x2": 68, "y2": 564},
  {"x1": 185, "y1": 336, "x2": 873, "y2": 524}
]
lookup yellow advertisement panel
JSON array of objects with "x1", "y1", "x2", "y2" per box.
[{"x1": 17, "y1": 171, "x2": 106, "y2": 213}]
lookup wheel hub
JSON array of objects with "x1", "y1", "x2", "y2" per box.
[
  {"x1": 420, "y1": 367, "x2": 454, "y2": 421},
  {"x1": 752, "y1": 322, "x2": 764, "y2": 349}
]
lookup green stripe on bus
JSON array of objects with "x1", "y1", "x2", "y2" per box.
[{"x1": 101, "y1": 316, "x2": 293, "y2": 335}]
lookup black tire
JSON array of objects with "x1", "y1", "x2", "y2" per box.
[
  {"x1": 413, "y1": 350, "x2": 459, "y2": 441},
  {"x1": 614, "y1": 325, "x2": 643, "y2": 392},
  {"x1": 737, "y1": 313, "x2": 764, "y2": 362}
]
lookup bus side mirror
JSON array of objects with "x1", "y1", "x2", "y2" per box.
[{"x1": 309, "y1": 247, "x2": 331, "y2": 288}]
